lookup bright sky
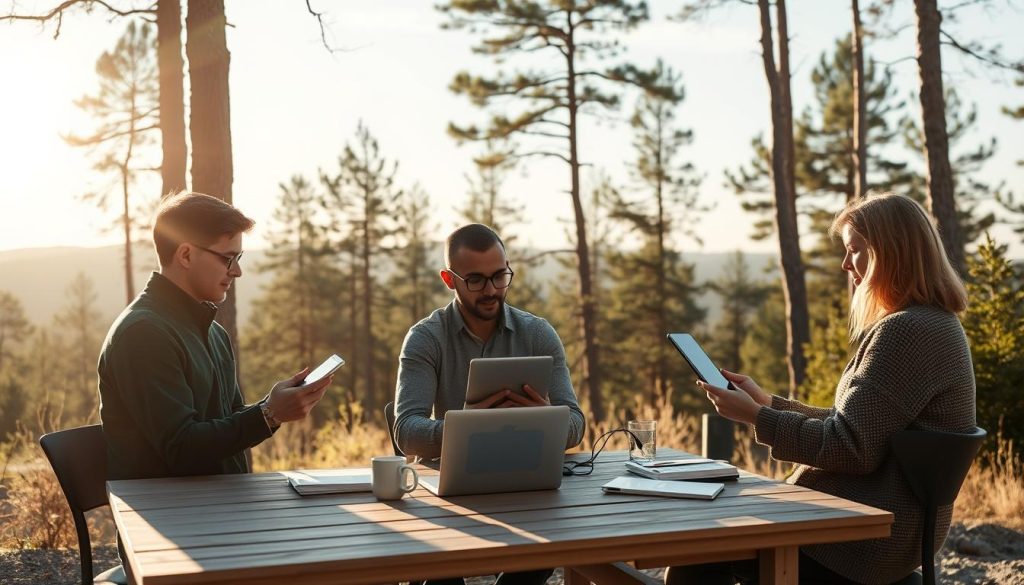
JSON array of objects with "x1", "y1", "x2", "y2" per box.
[{"x1": 1, "y1": 0, "x2": 1023, "y2": 257}]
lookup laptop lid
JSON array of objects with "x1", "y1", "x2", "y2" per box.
[{"x1": 420, "y1": 405, "x2": 570, "y2": 497}]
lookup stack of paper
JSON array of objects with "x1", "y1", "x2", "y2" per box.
[
  {"x1": 625, "y1": 458, "x2": 739, "y2": 481},
  {"x1": 284, "y1": 468, "x2": 373, "y2": 496}
]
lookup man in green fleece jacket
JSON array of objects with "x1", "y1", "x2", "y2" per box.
[{"x1": 98, "y1": 192, "x2": 333, "y2": 480}]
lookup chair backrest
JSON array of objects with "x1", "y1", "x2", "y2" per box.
[
  {"x1": 39, "y1": 424, "x2": 109, "y2": 585},
  {"x1": 384, "y1": 401, "x2": 402, "y2": 456},
  {"x1": 891, "y1": 426, "x2": 985, "y2": 585},
  {"x1": 891, "y1": 427, "x2": 986, "y2": 507}
]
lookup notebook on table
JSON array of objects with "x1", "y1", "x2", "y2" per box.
[
  {"x1": 283, "y1": 468, "x2": 373, "y2": 496},
  {"x1": 602, "y1": 476, "x2": 724, "y2": 500},
  {"x1": 625, "y1": 459, "x2": 739, "y2": 481}
]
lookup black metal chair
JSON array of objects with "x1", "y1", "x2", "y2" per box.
[
  {"x1": 890, "y1": 426, "x2": 987, "y2": 585},
  {"x1": 384, "y1": 401, "x2": 403, "y2": 456},
  {"x1": 39, "y1": 424, "x2": 127, "y2": 585}
]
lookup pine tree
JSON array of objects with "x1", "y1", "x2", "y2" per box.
[
  {"x1": 739, "y1": 284, "x2": 790, "y2": 398},
  {"x1": 706, "y1": 251, "x2": 770, "y2": 375},
  {"x1": 605, "y1": 60, "x2": 704, "y2": 406},
  {"x1": 0, "y1": 291, "x2": 33, "y2": 437},
  {"x1": 962, "y1": 234, "x2": 1024, "y2": 452},
  {"x1": 241, "y1": 175, "x2": 345, "y2": 418},
  {"x1": 66, "y1": 21, "x2": 160, "y2": 306},
  {"x1": 439, "y1": 0, "x2": 662, "y2": 422},
  {"x1": 460, "y1": 140, "x2": 523, "y2": 238},
  {"x1": 321, "y1": 122, "x2": 401, "y2": 412},
  {"x1": 800, "y1": 291, "x2": 852, "y2": 408},
  {"x1": 52, "y1": 273, "x2": 104, "y2": 423}
]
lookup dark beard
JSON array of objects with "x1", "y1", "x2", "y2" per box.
[{"x1": 463, "y1": 294, "x2": 505, "y2": 321}]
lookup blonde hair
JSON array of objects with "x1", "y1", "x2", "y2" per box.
[{"x1": 829, "y1": 193, "x2": 967, "y2": 339}]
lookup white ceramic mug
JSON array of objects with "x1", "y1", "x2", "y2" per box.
[{"x1": 371, "y1": 455, "x2": 419, "y2": 501}]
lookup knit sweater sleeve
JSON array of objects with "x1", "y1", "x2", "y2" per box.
[
  {"x1": 770, "y1": 394, "x2": 833, "y2": 420},
  {"x1": 754, "y1": 311, "x2": 944, "y2": 475}
]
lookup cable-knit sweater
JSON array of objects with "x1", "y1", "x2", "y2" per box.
[{"x1": 754, "y1": 305, "x2": 976, "y2": 585}]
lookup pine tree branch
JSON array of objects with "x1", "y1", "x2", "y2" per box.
[
  {"x1": 939, "y1": 29, "x2": 1024, "y2": 73},
  {"x1": 1, "y1": 0, "x2": 156, "y2": 39},
  {"x1": 305, "y1": 0, "x2": 344, "y2": 54},
  {"x1": 508, "y1": 150, "x2": 571, "y2": 164}
]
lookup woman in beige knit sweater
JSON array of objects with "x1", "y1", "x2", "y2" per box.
[{"x1": 667, "y1": 194, "x2": 977, "y2": 585}]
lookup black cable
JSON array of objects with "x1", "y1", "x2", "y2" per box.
[{"x1": 562, "y1": 427, "x2": 643, "y2": 476}]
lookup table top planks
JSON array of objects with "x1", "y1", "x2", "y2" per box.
[{"x1": 107, "y1": 449, "x2": 893, "y2": 585}]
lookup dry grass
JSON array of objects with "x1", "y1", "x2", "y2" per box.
[{"x1": 954, "y1": 431, "x2": 1024, "y2": 528}]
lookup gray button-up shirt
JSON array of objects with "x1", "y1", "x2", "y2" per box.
[{"x1": 394, "y1": 300, "x2": 586, "y2": 459}]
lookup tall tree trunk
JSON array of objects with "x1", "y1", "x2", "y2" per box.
[
  {"x1": 122, "y1": 166, "x2": 134, "y2": 305},
  {"x1": 914, "y1": 0, "x2": 965, "y2": 276},
  {"x1": 565, "y1": 17, "x2": 605, "y2": 424},
  {"x1": 758, "y1": 0, "x2": 809, "y2": 399},
  {"x1": 157, "y1": 0, "x2": 187, "y2": 197},
  {"x1": 654, "y1": 111, "x2": 668, "y2": 403},
  {"x1": 361, "y1": 218, "x2": 376, "y2": 413},
  {"x1": 185, "y1": 0, "x2": 238, "y2": 352},
  {"x1": 851, "y1": 0, "x2": 867, "y2": 201}
]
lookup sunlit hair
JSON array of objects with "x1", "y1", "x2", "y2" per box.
[
  {"x1": 829, "y1": 193, "x2": 967, "y2": 339},
  {"x1": 152, "y1": 191, "x2": 255, "y2": 267},
  {"x1": 445, "y1": 223, "x2": 505, "y2": 267}
]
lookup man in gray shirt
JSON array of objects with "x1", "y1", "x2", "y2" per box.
[{"x1": 393, "y1": 223, "x2": 585, "y2": 460}]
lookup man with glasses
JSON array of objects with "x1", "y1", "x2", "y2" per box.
[
  {"x1": 394, "y1": 223, "x2": 584, "y2": 585},
  {"x1": 393, "y1": 222, "x2": 585, "y2": 458},
  {"x1": 98, "y1": 192, "x2": 333, "y2": 481}
]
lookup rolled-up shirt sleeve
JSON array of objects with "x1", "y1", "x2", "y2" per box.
[
  {"x1": 394, "y1": 326, "x2": 445, "y2": 459},
  {"x1": 535, "y1": 318, "x2": 586, "y2": 448}
]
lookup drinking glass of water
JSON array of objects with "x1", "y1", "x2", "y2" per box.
[{"x1": 627, "y1": 419, "x2": 657, "y2": 462}]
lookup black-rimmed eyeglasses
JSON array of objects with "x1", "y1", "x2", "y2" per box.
[
  {"x1": 194, "y1": 244, "x2": 243, "y2": 272},
  {"x1": 447, "y1": 268, "x2": 514, "y2": 292}
]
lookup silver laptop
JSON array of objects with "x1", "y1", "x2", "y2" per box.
[{"x1": 418, "y1": 405, "x2": 570, "y2": 497}]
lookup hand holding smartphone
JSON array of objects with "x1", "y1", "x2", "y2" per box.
[
  {"x1": 302, "y1": 354, "x2": 345, "y2": 385},
  {"x1": 666, "y1": 333, "x2": 736, "y2": 390}
]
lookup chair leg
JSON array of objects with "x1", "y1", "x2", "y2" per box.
[
  {"x1": 922, "y1": 506, "x2": 937, "y2": 585},
  {"x1": 73, "y1": 510, "x2": 93, "y2": 585}
]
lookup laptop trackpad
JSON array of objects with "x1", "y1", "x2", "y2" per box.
[{"x1": 467, "y1": 425, "x2": 543, "y2": 473}]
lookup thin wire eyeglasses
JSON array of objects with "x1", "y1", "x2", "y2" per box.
[
  {"x1": 446, "y1": 268, "x2": 514, "y2": 292},
  {"x1": 193, "y1": 244, "x2": 243, "y2": 272}
]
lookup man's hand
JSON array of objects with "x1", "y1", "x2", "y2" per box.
[
  {"x1": 496, "y1": 384, "x2": 550, "y2": 408},
  {"x1": 265, "y1": 367, "x2": 332, "y2": 423},
  {"x1": 466, "y1": 389, "x2": 511, "y2": 409},
  {"x1": 699, "y1": 380, "x2": 762, "y2": 425}
]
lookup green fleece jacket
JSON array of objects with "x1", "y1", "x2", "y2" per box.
[{"x1": 98, "y1": 272, "x2": 271, "y2": 480}]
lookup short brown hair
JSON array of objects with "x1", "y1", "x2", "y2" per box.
[
  {"x1": 830, "y1": 193, "x2": 967, "y2": 338},
  {"x1": 445, "y1": 223, "x2": 505, "y2": 267},
  {"x1": 153, "y1": 192, "x2": 255, "y2": 266}
]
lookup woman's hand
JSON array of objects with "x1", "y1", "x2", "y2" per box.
[
  {"x1": 699, "y1": 380, "x2": 763, "y2": 425},
  {"x1": 721, "y1": 368, "x2": 772, "y2": 407}
]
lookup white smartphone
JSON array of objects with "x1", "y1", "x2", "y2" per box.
[{"x1": 302, "y1": 354, "x2": 345, "y2": 385}]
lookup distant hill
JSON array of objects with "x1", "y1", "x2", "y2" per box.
[{"x1": 0, "y1": 244, "x2": 775, "y2": 328}]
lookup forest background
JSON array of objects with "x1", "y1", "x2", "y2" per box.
[{"x1": 0, "y1": 0, "x2": 1022, "y2": 558}]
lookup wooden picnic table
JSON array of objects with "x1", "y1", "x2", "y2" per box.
[{"x1": 107, "y1": 449, "x2": 892, "y2": 585}]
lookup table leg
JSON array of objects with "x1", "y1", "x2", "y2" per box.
[{"x1": 758, "y1": 546, "x2": 798, "y2": 585}]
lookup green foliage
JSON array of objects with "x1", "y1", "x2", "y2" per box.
[
  {"x1": 739, "y1": 284, "x2": 790, "y2": 397},
  {"x1": 801, "y1": 293, "x2": 852, "y2": 408},
  {"x1": 706, "y1": 251, "x2": 770, "y2": 374},
  {"x1": 460, "y1": 139, "x2": 523, "y2": 238},
  {"x1": 962, "y1": 235, "x2": 1024, "y2": 453}
]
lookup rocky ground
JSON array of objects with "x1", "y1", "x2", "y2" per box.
[{"x1": 1, "y1": 522, "x2": 1021, "y2": 584}]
